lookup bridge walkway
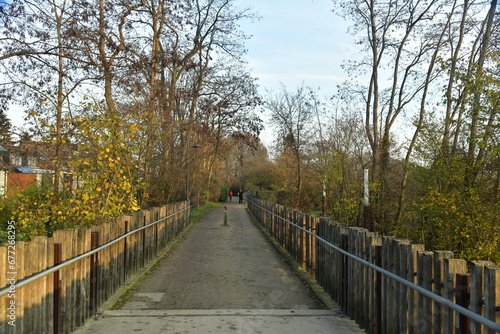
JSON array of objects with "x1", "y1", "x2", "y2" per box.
[{"x1": 73, "y1": 201, "x2": 364, "y2": 334}]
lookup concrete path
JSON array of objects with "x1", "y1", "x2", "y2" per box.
[{"x1": 73, "y1": 201, "x2": 364, "y2": 334}]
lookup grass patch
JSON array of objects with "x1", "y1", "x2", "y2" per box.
[
  {"x1": 111, "y1": 286, "x2": 135, "y2": 310},
  {"x1": 190, "y1": 202, "x2": 221, "y2": 224}
]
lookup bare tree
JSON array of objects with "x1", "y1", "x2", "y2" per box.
[
  {"x1": 333, "y1": 0, "x2": 453, "y2": 228},
  {"x1": 464, "y1": 0, "x2": 498, "y2": 189},
  {"x1": 266, "y1": 83, "x2": 315, "y2": 193}
]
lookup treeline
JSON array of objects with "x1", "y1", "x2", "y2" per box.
[
  {"x1": 1, "y1": 0, "x2": 499, "y2": 264},
  {"x1": 245, "y1": 0, "x2": 500, "y2": 264},
  {"x1": 0, "y1": 0, "x2": 262, "y2": 238}
]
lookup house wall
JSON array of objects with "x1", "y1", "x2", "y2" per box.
[
  {"x1": 10, "y1": 153, "x2": 22, "y2": 165},
  {"x1": 0, "y1": 171, "x2": 5, "y2": 197},
  {"x1": 7, "y1": 173, "x2": 38, "y2": 195}
]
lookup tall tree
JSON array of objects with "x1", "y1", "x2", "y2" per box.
[
  {"x1": 266, "y1": 83, "x2": 315, "y2": 196},
  {"x1": 464, "y1": 0, "x2": 498, "y2": 189},
  {"x1": 128, "y1": 0, "x2": 259, "y2": 204},
  {"x1": 0, "y1": 110, "x2": 12, "y2": 144},
  {"x1": 333, "y1": 0, "x2": 453, "y2": 230}
]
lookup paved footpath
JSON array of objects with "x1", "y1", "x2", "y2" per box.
[{"x1": 73, "y1": 201, "x2": 364, "y2": 334}]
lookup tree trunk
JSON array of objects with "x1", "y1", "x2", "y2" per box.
[
  {"x1": 465, "y1": 0, "x2": 497, "y2": 189},
  {"x1": 53, "y1": 0, "x2": 65, "y2": 198},
  {"x1": 395, "y1": 16, "x2": 449, "y2": 225},
  {"x1": 442, "y1": 0, "x2": 468, "y2": 157}
]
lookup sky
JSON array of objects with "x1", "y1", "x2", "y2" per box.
[
  {"x1": 237, "y1": 0, "x2": 354, "y2": 92},
  {"x1": 6, "y1": 0, "x2": 358, "y2": 145},
  {"x1": 235, "y1": 0, "x2": 357, "y2": 145}
]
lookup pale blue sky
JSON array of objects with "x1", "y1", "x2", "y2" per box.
[
  {"x1": 238, "y1": 0, "x2": 354, "y2": 94},
  {"x1": 236, "y1": 0, "x2": 357, "y2": 144}
]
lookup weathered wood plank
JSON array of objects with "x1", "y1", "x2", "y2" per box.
[
  {"x1": 368, "y1": 235, "x2": 382, "y2": 334},
  {"x1": 443, "y1": 258, "x2": 467, "y2": 334},
  {"x1": 15, "y1": 241, "x2": 26, "y2": 334},
  {"x1": 433, "y1": 250, "x2": 454, "y2": 334},
  {"x1": 381, "y1": 236, "x2": 396, "y2": 333},
  {"x1": 484, "y1": 265, "x2": 500, "y2": 334},
  {"x1": 417, "y1": 251, "x2": 434, "y2": 334},
  {"x1": 31, "y1": 236, "x2": 48, "y2": 334},
  {"x1": 470, "y1": 261, "x2": 494, "y2": 334},
  {"x1": 406, "y1": 243, "x2": 425, "y2": 334},
  {"x1": 395, "y1": 239, "x2": 410, "y2": 333}
]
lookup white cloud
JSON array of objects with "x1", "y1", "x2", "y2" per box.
[{"x1": 6, "y1": 105, "x2": 25, "y2": 129}]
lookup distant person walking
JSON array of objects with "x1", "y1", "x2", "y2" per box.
[
  {"x1": 238, "y1": 191, "x2": 243, "y2": 204},
  {"x1": 229, "y1": 191, "x2": 233, "y2": 201}
]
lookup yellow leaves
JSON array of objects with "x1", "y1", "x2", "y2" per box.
[
  {"x1": 6, "y1": 109, "x2": 147, "y2": 238},
  {"x1": 130, "y1": 203, "x2": 141, "y2": 212}
]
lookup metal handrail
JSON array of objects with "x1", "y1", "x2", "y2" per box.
[
  {"x1": 247, "y1": 198, "x2": 500, "y2": 332},
  {"x1": 0, "y1": 205, "x2": 192, "y2": 298}
]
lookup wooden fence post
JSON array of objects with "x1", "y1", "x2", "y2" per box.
[
  {"x1": 348, "y1": 228, "x2": 357, "y2": 320},
  {"x1": 380, "y1": 236, "x2": 395, "y2": 333},
  {"x1": 141, "y1": 214, "x2": 146, "y2": 268},
  {"x1": 53, "y1": 243, "x2": 62, "y2": 334},
  {"x1": 406, "y1": 243, "x2": 425, "y2": 334},
  {"x1": 368, "y1": 236, "x2": 382, "y2": 334},
  {"x1": 456, "y1": 273, "x2": 471, "y2": 334},
  {"x1": 484, "y1": 265, "x2": 500, "y2": 334},
  {"x1": 316, "y1": 220, "x2": 322, "y2": 288},
  {"x1": 396, "y1": 239, "x2": 410, "y2": 333},
  {"x1": 433, "y1": 250, "x2": 454, "y2": 334},
  {"x1": 311, "y1": 216, "x2": 318, "y2": 279},
  {"x1": 300, "y1": 214, "x2": 307, "y2": 270},
  {"x1": 417, "y1": 251, "x2": 434, "y2": 333},
  {"x1": 470, "y1": 261, "x2": 494, "y2": 333},
  {"x1": 444, "y1": 258, "x2": 467, "y2": 333},
  {"x1": 124, "y1": 220, "x2": 129, "y2": 283},
  {"x1": 375, "y1": 244, "x2": 383, "y2": 334},
  {"x1": 341, "y1": 233, "x2": 349, "y2": 315},
  {"x1": 89, "y1": 232, "x2": 99, "y2": 317},
  {"x1": 155, "y1": 209, "x2": 159, "y2": 257}
]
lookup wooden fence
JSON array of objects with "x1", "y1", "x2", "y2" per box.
[
  {"x1": 247, "y1": 197, "x2": 500, "y2": 334},
  {"x1": 0, "y1": 201, "x2": 190, "y2": 334}
]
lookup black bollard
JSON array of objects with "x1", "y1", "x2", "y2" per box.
[{"x1": 223, "y1": 206, "x2": 228, "y2": 226}]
